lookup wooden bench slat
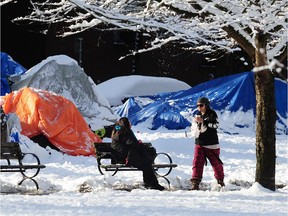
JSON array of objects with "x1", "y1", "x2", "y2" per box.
[
  {"x1": 100, "y1": 164, "x2": 177, "y2": 169},
  {"x1": 0, "y1": 165, "x2": 46, "y2": 169},
  {"x1": 152, "y1": 164, "x2": 178, "y2": 168}
]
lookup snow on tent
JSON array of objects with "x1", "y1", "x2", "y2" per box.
[
  {"x1": 97, "y1": 75, "x2": 191, "y2": 106},
  {"x1": 1, "y1": 87, "x2": 102, "y2": 156},
  {"x1": 11, "y1": 55, "x2": 117, "y2": 129},
  {"x1": 1, "y1": 52, "x2": 27, "y2": 96},
  {"x1": 116, "y1": 72, "x2": 287, "y2": 133}
]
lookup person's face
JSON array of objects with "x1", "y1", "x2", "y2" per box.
[{"x1": 197, "y1": 103, "x2": 206, "y2": 112}]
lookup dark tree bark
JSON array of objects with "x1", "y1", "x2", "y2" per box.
[{"x1": 254, "y1": 32, "x2": 276, "y2": 191}]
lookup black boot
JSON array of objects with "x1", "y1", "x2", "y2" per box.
[
  {"x1": 190, "y1": 178, "x2": 201, "y2": 190},
  {"x1": 217, "y1": 179, "x2": 225, "y2": 187},
  {"x1": 144, "y1": 183, "x2": 165, "y2": 191},
  {"x1": 143, "y1": 170, "x2": 165, "y2": 191}
]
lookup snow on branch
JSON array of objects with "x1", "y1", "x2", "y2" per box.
[
  {"x1": 12, "y1": 0, "x2": 287, "y2": 62},
  {"x1": 253, "y1": 59, "x2": 288, "y2": 82},
  {"x1": 0, "y1": 0, "x2": 13, "y2": 6}
]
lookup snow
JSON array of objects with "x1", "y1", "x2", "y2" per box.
[
  {"x1": 17, "y1": 55, "x2": 78, "y2": 81},
  {"x1": 1, "y1": 65, "x2": 287, "y2": 216},
  {"x1": 96, "y1": 75, "x2": 191, "y2": 106},
  {"x1": 1, "y1": 124, "x2": 287, "y2": 216}
]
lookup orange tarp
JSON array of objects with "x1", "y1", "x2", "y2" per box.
[{"x1": 2, "y1": 87, "x2": 101, "y2": 156}]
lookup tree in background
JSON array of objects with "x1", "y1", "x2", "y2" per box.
[{"x1": 10, "y1": 0, "x2": 288, "y2": 190}]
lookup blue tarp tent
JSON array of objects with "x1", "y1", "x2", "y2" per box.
[
  {"x1": 1, "y1": 52, "x2": 27, "y2": 96},
  {"x1": 116, "y1": 72, "x2": 287, "y2": 131},
  {"x1": 117, "y1": 98, "x2": 191, "y2": 130}
]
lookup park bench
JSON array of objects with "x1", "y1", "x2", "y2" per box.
[
  {"x1": 94, "y1": 142, "x2": 177, "y2": 187},
  {"x1": 0, "y1": 141, "x2": 46, "y2": 190}
]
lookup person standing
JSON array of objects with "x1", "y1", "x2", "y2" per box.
[
  {"x1": 111, "y1": 117, "x2": 165, "y2": 191},
  {"x1": 190, "y1": 97, "x2": 225, "y2": 190}
]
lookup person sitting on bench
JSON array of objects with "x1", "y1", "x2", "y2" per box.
[{"x1": 111, "y1": 117, "x2": 165, "y2": 191}]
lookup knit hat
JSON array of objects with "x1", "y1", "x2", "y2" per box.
[{"x1": 197, "y1": 97, "x2": 210, "y2": 106}]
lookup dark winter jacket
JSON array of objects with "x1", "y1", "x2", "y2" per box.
[
  {"x1": 195, "y1": 107, "x2": 219, "y2": 146},
  {"x1": 111, "y1": 127, "x2": 143, "y2": 166}
]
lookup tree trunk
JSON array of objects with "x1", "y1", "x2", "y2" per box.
[{"x1": 254, "y1": 32, "x2": 276, "y2": 191}]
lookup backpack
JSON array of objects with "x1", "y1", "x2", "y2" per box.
[{"x1": 94, "y1": 124, "x2": 115, "y2": 138}]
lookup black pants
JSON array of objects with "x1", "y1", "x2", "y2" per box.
[{"x1": 136, "y1": 156, "x2": 159, "y2": 185}]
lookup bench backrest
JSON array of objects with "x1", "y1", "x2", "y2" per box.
[
  {"x1": 94, "y1": 142, "x2": 113, "y2": 152},
  {"x1": 94, "y1": 142, "x2": 153, "y2": 152},
  {"x1": 0, "y1": 141, "x2": 22, "y2": 160}
]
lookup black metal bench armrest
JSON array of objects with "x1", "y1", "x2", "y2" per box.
[{"x1": 0, "y1": 141, "x2": 46, "y2": 190}]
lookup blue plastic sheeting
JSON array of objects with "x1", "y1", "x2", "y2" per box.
[
  {"x1": 116, "y1": 72, "x2": 287, "y2": 130},
  {"x1": 117, "y1": 99, "x2": 191, "y2": 130},
  {"x1": 275, "y1": 78, "x2": 288, "y2": 126},
  {"x1": 116, "y1": 97, "x2": 142, "y2": 117},
  {"x1": 1, "y1": 52, "x2": 27, "y2": 96}
]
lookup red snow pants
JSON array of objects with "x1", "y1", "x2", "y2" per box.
[{"x1": 192, "y1": 144, "x2": 224, "y2": 180}]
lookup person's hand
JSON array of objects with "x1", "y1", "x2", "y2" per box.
[{"x1": 194, "y1": 115, "x2": 203, "y2": 123}]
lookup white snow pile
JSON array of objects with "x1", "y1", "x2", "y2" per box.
[{"x1": 96, "y1": 75, "x2": 191, "y2": 106}]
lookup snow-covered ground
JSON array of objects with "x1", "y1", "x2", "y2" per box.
[{"x1": 0, "y1": 114, "x2": 287, "y2": 216}]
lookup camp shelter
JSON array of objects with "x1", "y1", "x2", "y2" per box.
[
  {"x1": 116, "y1": 97, "x2": 191, "y2": 130},
  {"x1": 1, "y1": 52, "x2": 26, "y2": 96},
  {"x1": 1, "y1": 87, "x2": 102, "y2": 156},
  {"x1": 11, "y1": 55, "x2": 117, "y2": 129},
  {"x1": 97, "y1": 75, "x2": 191, "y2": 106},
  {"x1": 116, "y1": 72, "x2": 287, "y2": 132}
]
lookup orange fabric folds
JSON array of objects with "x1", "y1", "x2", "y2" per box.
[{"x1": 2, "y1": 87, "x2": 101, "y2": 156}]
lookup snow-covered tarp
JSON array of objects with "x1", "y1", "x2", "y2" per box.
[
  {"x1": 116, "y1": 72, "x2": 287, "y2": 132},
  {"x1": 11, "y1": 55, "x2": 118, "y2": 129},
  {"x1": 1, "y1": 87, "x2": 102, "y2": 156},
  {"x1": 96, "y1": 75, "x2": 191, "y2": 106},
  {"x1": 1, "y1": 52, "x2": 27, "y2": 96}
]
